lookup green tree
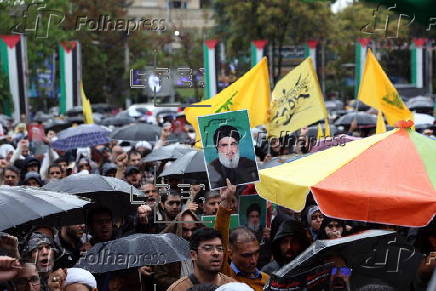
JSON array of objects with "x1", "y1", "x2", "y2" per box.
[{"x1": 213, "y1": 0, "x2": 336, "y2": 84}]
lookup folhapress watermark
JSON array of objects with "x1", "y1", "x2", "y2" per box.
[
  {"x1": 77, "y1": 249, "x2": 167, "y2": 269},
  {"x1": 75, "y1": 15, "x2": 167, "y2": 35}
]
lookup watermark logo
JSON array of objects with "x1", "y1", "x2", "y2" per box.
[
  {"x1": 77, "y1": 248, "x2": 167, "y2": 268},
  {"x1": 131, "y1": 49, "x2": 210, "y2": 108},
  {"x1": 75, "y1": 16, "x2": 166, "y2": 35},
  {"x1": 10, "y1": 1, "x2": 65, "y2": 39},
  {"x1": 361, "y1": 4, "x2": 415, "y2": 38}
]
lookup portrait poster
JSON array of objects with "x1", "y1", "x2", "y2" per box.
[
  {"x1": 198, "y1": 110, "x2": 260, "y2": 190},
  {"x1": 238, "y1": 194, "x2": 267, "y2": 229}
]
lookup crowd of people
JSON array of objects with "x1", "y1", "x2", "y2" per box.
[{"x1": 0, "y1": 115, "x2": 435, "y2": 291}]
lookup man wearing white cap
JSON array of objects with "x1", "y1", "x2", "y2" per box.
[{"x1": 48, "y1": 267, "x2": 97, "y2": 291}]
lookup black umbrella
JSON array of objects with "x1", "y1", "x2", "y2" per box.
[
  {"x1": 159, "y1": 150, "x2": 206, "y2": 177},
  {"x1": 75, "y1": 233, "x2": 191, "y2": 273},
  {"x1": 350, "y1": 100, "x2": 370, "y2": 111},
  {"x1": 407, "y1": 96, "x2": 434, "y2": 110},
  {"x1": 43, "y1": 119, "x2": 72, "y2": 133},
  {"x1": 267, "y1": 230, "x2": 423, "y2": 290},
  {"x1": 142, "y1": 144, "x2": 194, "y2": 163},
  {"x1": 0, "y1": 186, "x2": 91, "y2": 231},
  {"x1": 110, "y1": 123, "x2": 161, "y2": 142},
  {"x1": 43, "y1": 174, "x2": 144, "y2": 218},
  {"x1": 33, "y1": 113, "x2": 51, "y2": 123},
  {"x1": 66, "y1": 116, "x2": 84, "y2": 124},
  {"x1": 65, "y1": 106, "x2": 83, "y2": 117},
  {"x1": 325, "y1": 100, "x2": 344, "y2": 111},
  {"x1": 335, "y1": 112, "x2": 377, "y2": 127},
  {"x1": 101, "y1": 116, "x2": 135, "y2": 127}
]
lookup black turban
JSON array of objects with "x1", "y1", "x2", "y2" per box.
[{"x1": 213, "y1": 125, "x2": 240, "y2": 146}]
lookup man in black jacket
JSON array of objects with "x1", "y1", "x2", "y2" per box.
[{"x1": 261, "y1": 220, "x2": 311, "y2": 276}]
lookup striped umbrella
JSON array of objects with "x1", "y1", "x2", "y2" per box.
[
  {"x1": 52, "y1": 124, "x2": 110, "y2": 151},
  {"x1": 255, "y1": 123, "x2": 436, "y2": 227}
]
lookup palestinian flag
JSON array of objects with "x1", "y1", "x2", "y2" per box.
[
  {"x1": 0, "y1": 35, "x2": 29, "y2": 121},
  {"x1": 59, "y1": 41, "x2": 81, "y2": 114}
]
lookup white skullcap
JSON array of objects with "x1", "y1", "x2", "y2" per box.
[
  {"x1": 135, "y1": 141, "x2": 152, "y2": 151},
  {"x1": 65, "y1": 268, "x2": 97, "y2": 289},
  {"x1": 216, "y1": 282, "x2": 254, "y2": 291}
]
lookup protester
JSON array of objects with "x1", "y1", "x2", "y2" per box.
[
  {"x1": 318, "y1": 217, "x2": 347, "y2": 240},
  {"x1": 261, "y1": 220, "x2": 311, "y2": 276},
  {"x1": 153, "y1": 209, "x2": 204, "y2": 289},
  {"x1": 123, "y1": 166, "x2": 142, "y2": 188},
  {"x1": 86, "y1": 207, "x2": 116, "y2": 245},
  {"x1": 127, "y1": 151, "x2": 141, "y2": 167},
  {"x1": 306, "y1": 205, "x2": 324, "y2": 241},
  {"x1": 2, "y1": 166, "x2": 20, "y2": 186},
  {"x1": 167, "y1": 227, "x2": 235, "y2": 290},
  {"x1": 140, "y1": 183, "x2": 159, "y2": 208},
  {"x1": 9, "y1": 262, "x2": 41, "y2": 291},
  {"x1": 157, "y1": 189, "x2": 182, "y2": 222},
  {"x1": 202, "y1": 191, "x2": 221, "y2": 215},
  {"x1": 47, "y1": 165, "x2": 62, "y2": 181},
  {"x1": 22, "y1": 172, "x2": 44, "y2": 187}
]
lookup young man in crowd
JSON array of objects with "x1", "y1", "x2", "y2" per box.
[
  {"x1": 2, "y1": 166, "x2": 20, "y2": 186},
  {"x1": 214, "y1": 179, "x2": 269, "y2": 290},
  {"x1": 123, "y1": 166, "x2": 142, "y2": 188},
  {"x1": 127, "y1": 150, "x2": 142, "y2": 167},
  {"x1": 202, "y1": 191, "x2": 221, "y2": 215},
  {"x1": 86, "y1": 207, "x2": 116, "y2": 246},
  {"x1": 157, "y1": 189, "x2": 182, "y2": 223},
  {"x1": 47, "y1": 164, "x2": 63, "y2": 181},
  {"x1": 167, "y1": 227, "x2": 235, "y2": 290}
]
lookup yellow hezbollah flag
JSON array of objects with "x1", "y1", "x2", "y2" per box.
[
  {"x1": 267, "y1": 57, "x2": 329, "y2": 137},
  {"x1": 358, "y1": 49, "x2": 412, "y2": 126},
  {"x1": 376, "y1": 110, "x2": 387, "y2": 134},
  {"x1": 185, "y1": 57, "x2": 270, "y2": 147},
  {"x1": 81, "y1": 82, "x2": 94, "y2": 124}
]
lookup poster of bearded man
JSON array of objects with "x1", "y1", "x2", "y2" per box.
[{"x1": 198, "y1": 110, "x2": 260, "y2": 190}]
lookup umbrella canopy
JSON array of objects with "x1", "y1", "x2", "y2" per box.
[
  {"x1": 0, "y1": 186, "x2": 90, "y2": 231},
  {"x1": 75, "y1": 233, "x2": 191, "y2": 273},
  {"x1": 51, "y1": 124, "x2": 111, "y2": 151},
  {"x1": 335, "y1": 112, "x2": 377, "y2": 127},
  {"x1": 325, "y1": 100, "x2": 344, "y2": 111},
  {"x1": 101, "y1": 116, "x2": 135, "y2": 127},
  {"x1": 43, "y1": 119, "x2": 71, "y2": 133},
  {"x1": 255, "y1": 127, "x2": 436, "y2": 226},
  {"x1": 349, "y1": 100, "x2": 370, "y2": 111},
  {"x1": 43, "y1": 174, "x2": 144, "y2": 217},
  {"x1": 407, "y1": 96, "x2": 434, "y2": 110},
  {"x1": 159, "y1": 150, "x2": 206, "y2": 177},
  {"x1": 414, "y1": 112, "x2": 435, "y2": 129},
  {"x1": 142, "y1": 144, "x2": 194, "y2": 163},
  {"x1": 269, "y1": 230, "x2": 423, "y2": 290},
  {"x1": 110, "y1": 123, "x2": 161, "y2": 142}
]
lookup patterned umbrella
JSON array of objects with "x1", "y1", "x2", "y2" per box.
[
  {"x1": 255, "y1": 124, "x2": 436, "y2": 227},
  {"x1": 51, "y1": 124, "x2": 110, "y2": 151}
]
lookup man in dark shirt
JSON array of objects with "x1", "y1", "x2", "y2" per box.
[{"x1": 207, "y1": 125, "x2": 259, "y2": 189}]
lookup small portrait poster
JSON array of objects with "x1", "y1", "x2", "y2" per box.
[
  {"x1": 198, "y1": 110, "x2": 260, "y2": 190},
  {"x1": 239, "y1": 194, "x2": 267, "y2": 232}
]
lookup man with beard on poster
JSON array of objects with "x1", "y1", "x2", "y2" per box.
[
  {"x1": 244, "y1": 203, "x2": 264, "y2": 242},
  {"x1": 207, "y1": 125, "x2": 259, "y2": 189}
]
